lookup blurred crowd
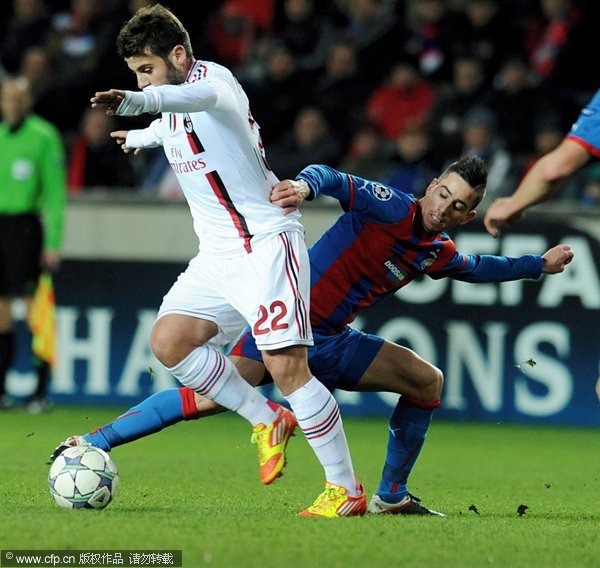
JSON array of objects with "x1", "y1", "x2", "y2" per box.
[{"x1": 2, "y1": 0, "x2": 600, "y2": 207}]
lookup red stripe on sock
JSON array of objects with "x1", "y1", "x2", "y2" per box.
[
  {"x1": 179, "y1": 387, "x2": 199, "y2": 420},
  {"x1": 401, "y1": 397, "x2": 441, "y2": 409}
]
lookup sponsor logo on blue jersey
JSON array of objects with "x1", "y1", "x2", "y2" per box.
[{"x1": 384, "y1": 259, "x2": 407, "y2": 282}]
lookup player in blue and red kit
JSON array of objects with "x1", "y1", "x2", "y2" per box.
[
  {"x1": 485, "y1": 88, "x2": 600, "y2": 237},
  {"x1": 51, "y1": 156, "x2": 574, "y2": 516}
]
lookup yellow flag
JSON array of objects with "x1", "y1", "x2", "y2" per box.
[{"x1": 27, "y1": 272, "x2": 57, "y2": 368}]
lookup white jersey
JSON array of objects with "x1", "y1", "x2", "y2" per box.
[{"x1": 126, "y1": 60, "x2": 304, "y2": 257}]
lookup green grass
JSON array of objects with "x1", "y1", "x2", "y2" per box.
[{"x1": 1, "y1": 407, "x2": 598, "y2": 567}]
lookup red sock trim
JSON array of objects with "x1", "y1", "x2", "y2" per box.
[
  {"x1": 179, "y1": 387, "x2": 200, "y2": 420},
  {"x1": 401, "y1": 396, "x2": 441, "y2": 410},
  {"x1": 267, "y1": 399, "x2": 280, "y2": 412}
]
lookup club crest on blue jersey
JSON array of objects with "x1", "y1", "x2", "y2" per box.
[
  {"x1": 419, "y1": 251, "x2": 438, "y2": 271},
  {"x1": 371, "y1": 182, "x2": 392, "y2": 201}
]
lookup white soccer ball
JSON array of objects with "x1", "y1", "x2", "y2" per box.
[{"x1": 48, "y1": 446, "x2": 119, "y2": 509}]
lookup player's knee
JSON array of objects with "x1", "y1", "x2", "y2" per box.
[
  {"x1": 263, "y1": 348, "x2": 311, "y2": 394},
  {"x1": 418, "y1": 365, "x2": 443, "y2": 400},
  {"x1": 429, "y1": 366, "x2": 444, "y2": 399},
  {"x1": 150, "y1": 332, "x2": 174, "y2": 367},
  {"x1": 151, "y1": 323, "x2": 193, "y2": 368}
]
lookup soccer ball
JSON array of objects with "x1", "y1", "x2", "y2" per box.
[{"x1": 48, "y1": 446, "x2": 119, "y2": 509}]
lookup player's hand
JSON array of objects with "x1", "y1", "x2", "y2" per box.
[
  {"x1": 483, "y1": 198, "x2": 522, "y2": 238},
  {"x1": 542, "y1": 244, "x2": 574, "y2": 274},
  {"x1": 91, "y1": 89, "x2": 126, "y2": 116},
  {"x1": 270, "y1": 179, "x2": 311, "y2": 215},
  {"x1": 110, "y1": 130, "x2": 141, "y2": 155},
  {"x1": 42, "y1": 250, "x2": 61, "y2": 272}
]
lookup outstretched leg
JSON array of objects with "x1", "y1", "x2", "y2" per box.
[{"x1": 352, "y1": 339, "x2": 445, "y2": 516}]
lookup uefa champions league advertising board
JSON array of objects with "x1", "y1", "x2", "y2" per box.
[{"x1": 7, "y1": 219, "x2": 600, "y2": 426}]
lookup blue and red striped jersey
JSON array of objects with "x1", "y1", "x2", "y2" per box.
[{"x1": 299, "y1": 165, "x2": 542, "y2": 334}]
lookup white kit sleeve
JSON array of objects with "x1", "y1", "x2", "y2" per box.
[
  {"x1": 141, "y1": 80, "x2": 236, "y2": 113},
  {"x1": 125, "y1": 119, "x2": 163, "y2": 148}
]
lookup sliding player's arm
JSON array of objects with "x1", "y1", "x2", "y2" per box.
[{"x1": 431, "y1": 245, "x2": 573, "y2": 283}]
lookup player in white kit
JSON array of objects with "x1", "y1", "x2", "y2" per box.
[{"x1": 90, "y1": 4, "x2": 365, "y2": 516}]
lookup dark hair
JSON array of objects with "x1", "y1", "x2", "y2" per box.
[
  {"x1": 441, "y1": 155, "x2": 487, "y2": 209},
  {"x1": 116, "y1": 4, "x2": 193, "y2": 60}
]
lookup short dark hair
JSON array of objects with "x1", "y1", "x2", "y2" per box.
[
  {"x1": 116, "y1": 4, "x2": 193, "y2": 60},
  {"x1": 440, "y1": 155, "x2": 487, "y2": 209}
]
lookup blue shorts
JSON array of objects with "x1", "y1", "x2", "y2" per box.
[
  {"x1": 567, "y1": 89, "x2": 600, "y2": 158},
  {"x1": 228, "y1": 326, "x2": 384, "y2": 391}
]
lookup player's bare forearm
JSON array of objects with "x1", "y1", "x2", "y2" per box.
[
  {"x1": 542, "y1": 244, "x2": 574, "y2": 274},
  {"x1": 484, "y1": 140, "x2": 591, "y2": 238},
  {"x1": 271, "y1": 179, "x2": 311, "y2": 215},
  {"x1": 483, "y1": 163, "x2": 549, "y2": 238}
]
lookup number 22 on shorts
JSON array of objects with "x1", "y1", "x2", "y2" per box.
[{"x1": 253, "y1": 301, "x2": 289, "y2": 335}]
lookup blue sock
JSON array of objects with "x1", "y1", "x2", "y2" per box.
[
  {"x1": 376, "y1": 397, "x2": 438, "y2": 502},
  {"x1": 84, "y1": 388, "x2": 197, "y2": 451}
]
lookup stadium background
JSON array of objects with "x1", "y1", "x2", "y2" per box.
[{"x1": 2, "y1": 0, "x2": 599, "y2": 426}]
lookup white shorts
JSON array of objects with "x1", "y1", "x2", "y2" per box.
[{"x1": 157, "y1": 230, "x2": 312, "y2": 351}]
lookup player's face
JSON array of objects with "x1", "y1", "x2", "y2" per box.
[
  {"x1": 125, "y1": 47, "x2": 188, "y2": 90},
  {"x1": 419, "y1": 172, "x2": 478, "y2": 233}
]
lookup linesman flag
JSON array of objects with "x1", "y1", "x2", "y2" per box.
[{"x1": 27, "y1": 272, "x2": 57, "y2": 368}]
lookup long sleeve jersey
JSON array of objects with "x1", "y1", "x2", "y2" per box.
[
  {"x1": 124, "y1": 60, "x2": 304, "y2": 257},
  {"x1": 0, "y1": 114, "x2": 66, "y2": 250},
  {"x1": 299, "y1": 165, "x2": 543, "y2": 334}
]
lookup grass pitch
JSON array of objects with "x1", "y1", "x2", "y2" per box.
[{"x1": 1, "y1": 406, "x2": 598, "y2": 567}]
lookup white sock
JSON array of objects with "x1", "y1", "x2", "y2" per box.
[
  {"x1": 285, "y1": 377, "x2": 359, "y2": 496},
  {"x1": 167, "y1": 345, "x2": 277, "y2": 427}
]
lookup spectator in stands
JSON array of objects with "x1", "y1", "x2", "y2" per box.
[
  {"x1": 47, "y1": 0, "x2": 112, "y2": 80},
  {"x1": 380, "y1": 126, "x2": 437, "y2": 196},
  {"x1": 427, "y1": 55, "x2": 489, "y2": 169},
  {"x1": 0, "y1": 0, "x2": 52, "y2": 73},
  {"x1": 267, "y1": 106, "x2": 343, "y2": 181},
  {"x1": 242, "y1": 43, "x2": 307, "y2": 145},
  {"x1": 310, "y1": 40, "x2": 370, "y2": 148},
  {"x1": 484, "y1": 56, "x2": 545, "y2": 158},
  {"x1": 338, "y1": 122, "x2": 391, "y2": 180},
  {"x1": 449, "y1": 0, "x2": 522, "y2": 86},
  {"x1": 366, "y1": 58, "x2": 435, "y2": 142},
  {"x1": 524, "y1": 0, "x2": 579, "y2": 82},
  {"x1": 18, "y1": 46, "x2": 68, "y2": 134},
  {"x1": 274, "y1": 0, "x2": 335, "y2": 74},
  {"x1": 339, "y1": 0, "x2": 408, "y2": 85},
  {"x1": 403, "y1": 0, "x2": 454, "y2": 83},
  {"x1": 67, "y1": 107, "x2": 137, "y2": 192},
  {"x1": 456, "y1": 106, "x2": 514, "y2": 207},
  {"x1": 45, "y1": 0, "x2": 117, "y2": 135},
  {"x1": 207, "y1": 0, "x2": 267, "y2": 69}
]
